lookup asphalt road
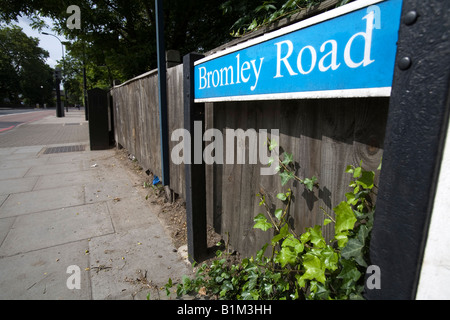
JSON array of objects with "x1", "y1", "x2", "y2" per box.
[{"x1": 0, "y1": 109, "x2": 55, "y2": 133}]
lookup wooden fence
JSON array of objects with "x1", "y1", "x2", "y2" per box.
[
  {"x1": 205, "y1": 98, "x2": 387, "y2": 256},
  {"x1": 111, "y1": 64, "x2": 185, "y2": 198},
  {"x1": 110, "y1": 0, "x2": 387, "y2": 256},
  {"x1": 111, "y1": 64, "x2": 387, "y2": 257}
]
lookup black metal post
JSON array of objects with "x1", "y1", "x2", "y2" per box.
[
  {"x1": 155, "y1": 0, "x2": 170, "y2": 186},
  {"x1": 366, "y1": 0, "x2": 450, "y2": 300},
  {"x1": 184, "y1": 52, "x2": 207, "y2": 263},
  {"x1": 83, "y1": 64, "x2": 88, "y2": 121},
  {"x1": 55, "y1": 78, "x2": 63, "y2": 118}
]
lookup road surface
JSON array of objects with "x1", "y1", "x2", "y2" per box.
[{"x1": 0, "y1": 109, "x2": 55, "y2": 133}]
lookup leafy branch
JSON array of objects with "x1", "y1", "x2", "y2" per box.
[
  {"x1": 164, "y1": 147, "x2": 379, "y2": 300},
  {"x1": 267, "y1": 138, "x2": 318, "y2": 190}
]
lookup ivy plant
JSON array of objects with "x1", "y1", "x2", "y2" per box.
[{"x1": 165, "y1": 147, "x2": 378, "y2": 300}]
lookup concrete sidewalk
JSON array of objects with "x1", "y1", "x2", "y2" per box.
[{"x1": 0, "y1": 109, "x2": 191, "y2": 300}]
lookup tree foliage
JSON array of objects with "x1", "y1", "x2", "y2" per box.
[
  {"x1": 220, "y1": 0, "x2": 323, "y2": 36},
  {"x1": 0, "y1": 25, "x2": 54, "y2": 105},
  {"x1": 0, "y1": 0, "x2": 350, "y2": 102},
  {"x1": 0, "y1": 0, "x2": 241, "y2": 83},
  {"x1": 220, "y1": 0, "x2": 352, "y2": 37}
]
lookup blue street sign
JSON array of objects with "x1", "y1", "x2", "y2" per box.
[{"x1": 194, "y1": 0, "x2": 403, "y2": 102}]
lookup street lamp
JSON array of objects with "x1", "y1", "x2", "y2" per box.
[{"x1": 42, "y1": 32, "x2": 67, "y2": 115}]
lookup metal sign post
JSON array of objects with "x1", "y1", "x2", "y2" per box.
[
  {"x1": 155, "y1": 0, "x2": 170, "y2": 186},
  {"x1": 54, "y1": 67, "x2": 63, "y2": 118},
  {"x1": 366, "y1": 0, "x2": 450, "y2": 299},
  {"x1": 184, "y1": 52, "x2": 207, "y2": 263}
]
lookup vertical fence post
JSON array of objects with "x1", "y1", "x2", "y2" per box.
[
  {"x1": 367, "y1": 0, "x2": 450, "y2": 299},
  {"x1": 155, "y1": 0, "x2": 170, "y2": 186},
  {"x1": 184, "y1": 52, "x2": 207, "y2": 263}
]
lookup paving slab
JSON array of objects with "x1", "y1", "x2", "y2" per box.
[
  {"x1": 84, "y1": 179, "x2": 140, "y2": 204},
  {"x1": 0, "y1": 194, "x2": 7, "y2": 207},
  {"x1": 0, "y1": 177, "x2": 38, "y2": 195},
  {"x1": 0, "y1": 240, "x2": 91, "y2": 300},
  {"x1": 43, "y1": 151, "x2": 96, "y2": 165},
  {"x1": 0, "y1": 185, "x2": 85, "y2": 217},
  {"x1": 0, "y1": 158, "x2": 48, "y2": 169},
  {"x1": 0, "y1": 216, "x2": 15, "y2": 246},
  {"x1": 11, "y1": 145, "x2": 44, "y2": 154},
  {"x1": 106, "y1": 196, "x2": 163, "y2": 233},
  {"x1": 88, "y1": 226, "x2": 190, "y2": 300},
  {"x1": 0, "y1": 202, "x2": 114, "y2": 257},
  {"x1": 0, "y1": 167, "x2": 30, "y2": 180},
  {"x1": 0, "y1": 147, "x2": 19, "y2": 155},
  {"x1": 25, "y1": 161, "x2": 88, "y2": 177},
  {"x1": 0, "y1": 152, "x2": 39, "y2": 160},
  {"x1": 33, "y1": 170, "x2": 95, "y2": 190}
]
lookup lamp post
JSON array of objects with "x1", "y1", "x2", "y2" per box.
[{"x1": 42, "y1": 32, "x2": 66, "y2": 116}]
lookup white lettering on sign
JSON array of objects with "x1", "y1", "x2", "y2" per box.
[
  {"x1": 198, "y1": 11, "x2": 375, "y2": 92},
  {"x1": 274, "y1": 11, "x2": 375, "y2": 78},
  {"x1": 198, "y1": 55, "x2": 264, "y2": 91}
]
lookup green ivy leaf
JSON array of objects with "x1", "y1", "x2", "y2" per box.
[
  {"x1": 276, "y1": 193, "x2": 287, "y2": 201},
  {"x1": 341, "y1": 225, "x2": 369, "y2": 267},
  {"x1": 280, "y1": 171, "x2": 294, "y2": 186},
  {"x1": 356, "y1": 170, "x2": 375, "y2": 189},
  {"x1": 263, "y1": 282, "x2": 273, "y2": 296},
  {"x1": 276, "y1": 236, "x2": 303, "y2": 267},
  {"x1": 253, "y1": 214, "x2": 273, "y2": 231},
  {"x1": 282, "y1": 235, "x2": 304, "y2": 253},
  {"x1": 345, "y1": 192, "x2": 358, "y2": 205},
  {"x1": 309, "y1": 225, "x2": 326, "y2": 248},
  {"x1": 320, "y1": 246, "x2": 339, "y2": 271},
  {"x1": 335, "y1": 231, "x2": 349, "y2": 248},
  {"x1": 300, "y1": 253, "x2": 326, "y2": 284},
  {"x1": 353, "y1": 166, "x2": 362, "y2": 178},
  {"x1": 303, "y1": 176, "x2": 317, "y2": 191},
  {"x1": 256, "y1": 243, "x2": 269, "y2": 262},
  {"x1": 345, "y1": 165, "x2": 354, "y2": 174},
  {"x1": 271, "y1": 223, "x2": 289, "y2": 245},
  {"x1": 334, "y1": 201, "x2": 357, "y2": 234},
  {"x1": 274, "y1": 208, "x2": 283, "y2": 220},
  {"x1": 281, "y1": 152, "x2": 293, "y2": 166},
  {"x1": 300, "y1": 231, "x2": 311, "y2": 244},
  {"x1": 268, "y1": 139, "x2": 278, "y2": 151},
  {"x1": 337, "y1": 259, "x2": 362, "y2": 291},
  {"x1": 341, "y1": 238, "x2": 364, "y2": 265},
  {"x1": 309, "y1": 281, "x2": 331, "y2": 300}
]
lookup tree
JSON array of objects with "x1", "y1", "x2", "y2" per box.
[
  {"x1": 0, "y1": 0, "x2": 242, "y2": 85},
  {"x1": 0, "y1": 25, "x2": 54, "y2": 106},
  {"x1": 220, "y1": 0, "x2": 331, "y2": 37}
]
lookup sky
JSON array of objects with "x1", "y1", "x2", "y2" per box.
[{"x1": 12, "y1": 15, "x2": 69, "y2": 68}]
